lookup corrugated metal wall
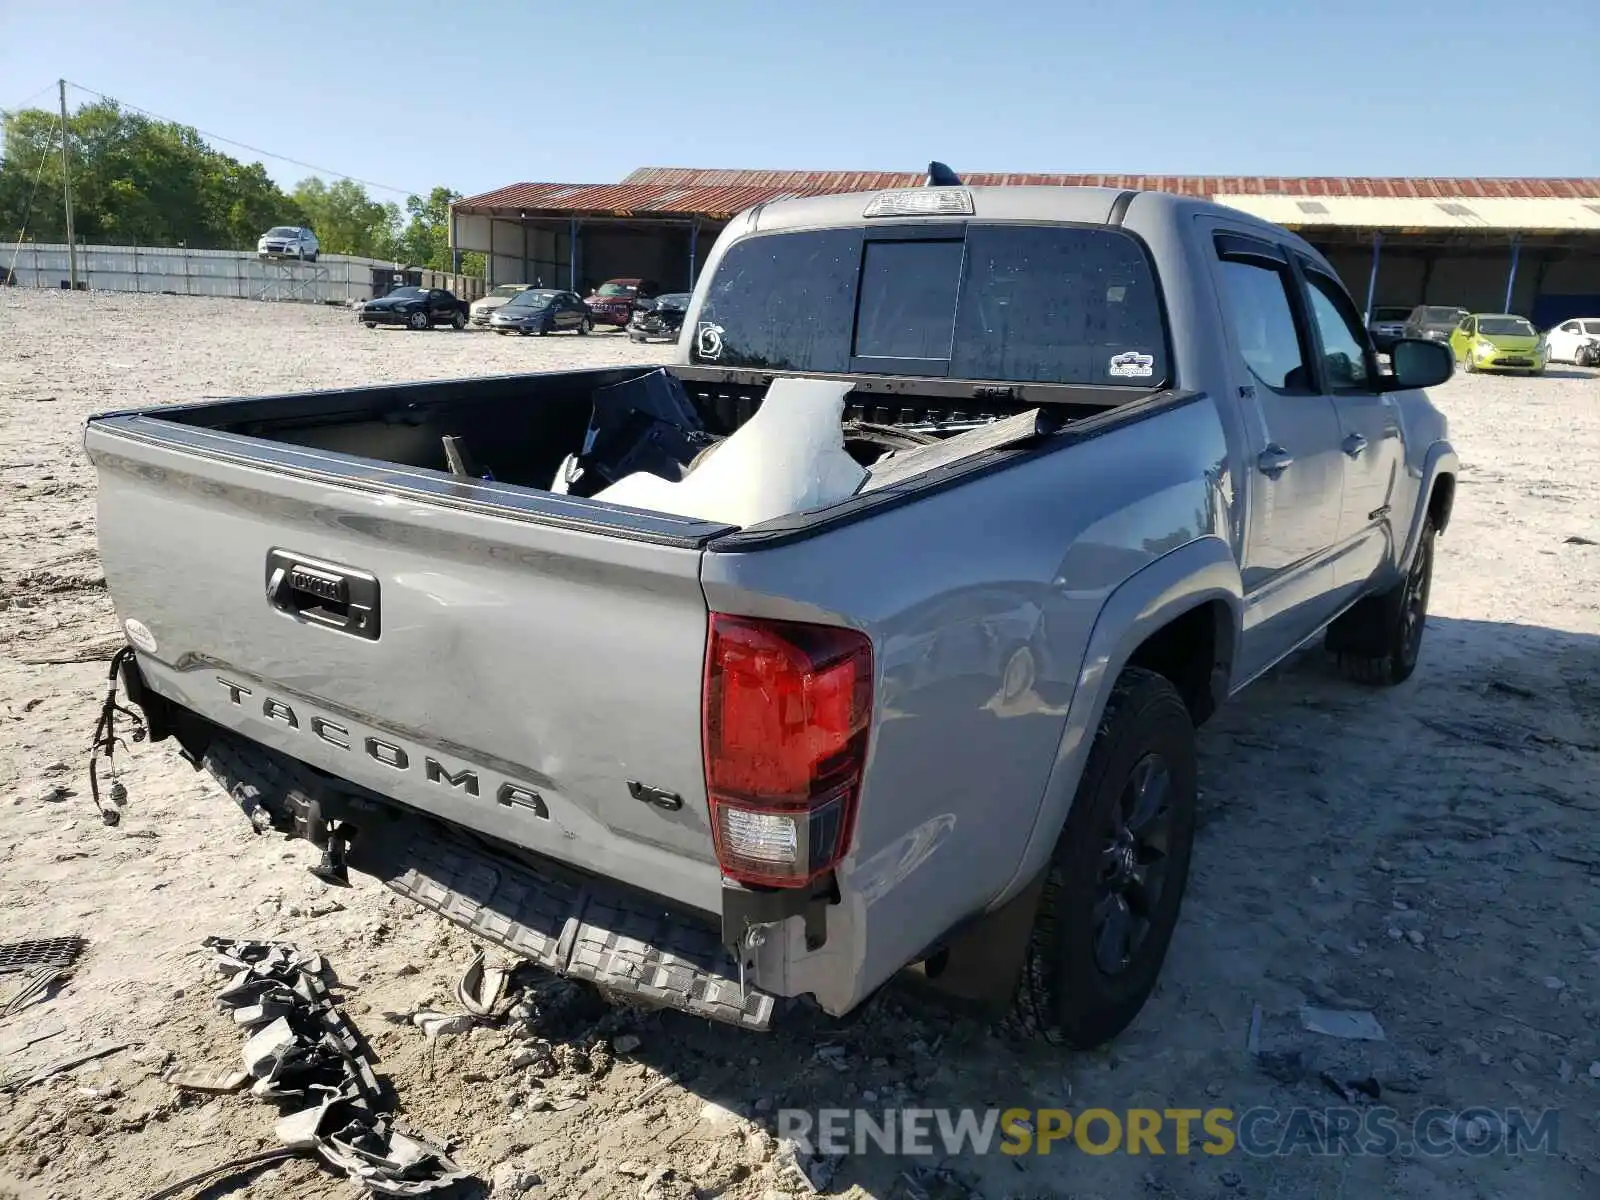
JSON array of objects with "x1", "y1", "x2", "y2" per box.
[{"x1": 1, "y1": 243, "x2": 485, "y2": 303}]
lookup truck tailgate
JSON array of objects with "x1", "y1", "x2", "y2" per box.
[{"x1": 87, "y1": 418, "x2": 726, "y2": 913}]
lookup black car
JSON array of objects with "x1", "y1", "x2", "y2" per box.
[
  {"x1": 359, "y1": 287, "x2": 470, "y2": 330},
  {"x1": 1402, "y1": 304, "x2": 1469, "y2": 345},
  {"x1": 627, "y1": 292, "x2": 690, "y2": 343},
  {"x1": 487, "y1": 289, "x2": 592, "y2": 336}
]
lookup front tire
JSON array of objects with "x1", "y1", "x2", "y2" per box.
[
  {"x1": 1326, "y1": 516, "x2": 1435, "y2": 686},
  {"x1": 363, "y1": 321, "x2": 376, "y2": 329},
  {"x1": 1021, "y1": 667, "x2": 1197, "y2": 1049},
  {"x1": 450, "y1": 311, "x2": 466, "y2": 330},
  {"x1": 407, "y1": 310, "x2": 429, "y2": 331}
]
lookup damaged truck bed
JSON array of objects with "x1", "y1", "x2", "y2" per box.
[{"x1": 86, "y1": 174, "x2": 1458, "y2": 1046}]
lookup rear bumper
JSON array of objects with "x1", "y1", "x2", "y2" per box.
[
  {"x1": 198, "y1": 721, "x2": 779, "y2": 1030},
  {"x1": 110, "y1": 650, "x2": 1023, "y2": 1032}
]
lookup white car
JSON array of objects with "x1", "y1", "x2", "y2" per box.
[
  {"x1": 257, "y1": 226, "x2": 320, "y2": 262},
  {"x1": 470, "y1": 283, "x2": 535, "y2": 325},
  {"x1": 1544, "y1": 317, "x2": 1600, "y2": 366}
]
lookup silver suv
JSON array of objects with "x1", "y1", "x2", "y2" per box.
[{"x1": 257, "y1": 226, "x2": 320, "y2": 262}]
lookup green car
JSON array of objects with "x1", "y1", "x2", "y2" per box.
[{"x1": 1447, "y1": 313, "x2": 1547, "y2": 374}]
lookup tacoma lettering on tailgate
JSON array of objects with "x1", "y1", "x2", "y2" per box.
[{"x1": 216, "y1": 676, "x2": 549, "y2": 817}]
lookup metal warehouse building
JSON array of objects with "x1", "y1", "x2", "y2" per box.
[{"x1": 451, "y1": 167, "x2": 1600, "y2": 326}]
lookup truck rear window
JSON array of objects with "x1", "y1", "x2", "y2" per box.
[{"x1": 692, "y1": 224, "x2": 1168, "y2": 387}]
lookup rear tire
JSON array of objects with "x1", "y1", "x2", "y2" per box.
[
  {"x1": 1326, "y1": 516, "x2": 1435, "y2": 686},
  {"x1": 363, "y1": 321, "x2": 376, "y2": 329},
  {"x1": 578, "y1": 317, "x2": 592, "y2": 335},
  {"x1": 1019, "y1": 667, "x2": 1197, "y2": 1049}
]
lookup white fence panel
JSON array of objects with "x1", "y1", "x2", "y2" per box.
[{"x1": 0, "y1": 243, "x2": 484, "y2": 304}]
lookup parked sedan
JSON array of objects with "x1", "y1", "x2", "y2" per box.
[
  {"x1": 627, "y1": 292, "x2": 690, "y2": 343},
  {"x1": 585, "y1": 278, "x2": 661, "y2": 328},
  {"x1": 1448, "y1": 313, "x2": 1547, "y2": 374},
  {"x1": 487, "y1": 289, "x2": 593, "y2": 336},
  {"x1": 1545, "y1": 317, "x2": 1600, "y2": 366},
  {"x1": 1402, "y1": 304, "x2": 1469, "y2": 344},
  {"x1": 470, "y1": 283, "x2": 534, "y2": 326},
  {"x1": 257, "y1": 226, "x2": 319, "y2": 262},
  {"x1": 358, "y1": 287, "x2": 470, "y2": 330}
]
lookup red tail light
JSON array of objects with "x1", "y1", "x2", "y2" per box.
[{"x1": 702, "y1": 613, "x2": 873, "y2": 888}]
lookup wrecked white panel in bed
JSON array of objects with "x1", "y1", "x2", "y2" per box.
[{"x1": 591, "y1": 377, "x2": 869, "y2": 527}]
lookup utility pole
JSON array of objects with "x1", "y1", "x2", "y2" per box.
[{"x1": 58, "y1": 79, "x2": 77, "y2": 291}]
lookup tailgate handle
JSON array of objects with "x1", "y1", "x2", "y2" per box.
[{"x1": 265, "y1": 550, "x2": 381, "y2": 641}]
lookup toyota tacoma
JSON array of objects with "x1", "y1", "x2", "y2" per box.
[{"x1": 84, "y1": 167, "x2": 1458, "y2": 1047}]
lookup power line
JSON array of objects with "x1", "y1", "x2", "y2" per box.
[
  {"x1": 62, "y1": 79, "x2": 424, "y2": 198},
  {"x1": 1, "y1": 81, "x2": 61, "y2": 121},
  {"x1": 4, "y1": 110, "x2": 60, "y2": 280}
]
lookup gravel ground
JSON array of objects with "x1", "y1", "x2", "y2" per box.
[{"x1": 1, "y1": 289, "x2": 1598, "y2": 1200}]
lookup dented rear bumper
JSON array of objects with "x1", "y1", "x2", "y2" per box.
[{"x1": 195, "y1": 723, "x2": 780, "y2": 1030}]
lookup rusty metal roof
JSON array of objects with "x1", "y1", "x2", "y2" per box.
[
  {"x1": 455, "y1": 169, "x2": 1600, "y2": 221},
  {"x1": 620, "y1": 167, "x2": 1600, "y2": 200},
  {"x1": 453, "y1": 181, "x2": 810, "y2": 219}
]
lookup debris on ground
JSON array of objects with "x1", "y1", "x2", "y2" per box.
[
  {"x1": 182, "y1": 935, "x2": 472, "y2": 1195},
  {"x1": 0, "y1": 1039, "x2": 135, "y2": 1093},
  {"x1": 1298, "y1": 1006, "x2": 1387, "y2": 1042}
]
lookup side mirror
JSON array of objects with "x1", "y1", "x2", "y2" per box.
[{"x1": 1386, "y1": 338, "x2": 1454, "y2": 390}]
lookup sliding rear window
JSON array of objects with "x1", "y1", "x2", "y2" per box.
[{"x1": 692, "y1": 223, "x2": 1169, "y2": 387}]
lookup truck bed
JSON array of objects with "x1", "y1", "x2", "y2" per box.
[{"x1": 83, "y1": 364, "x2": 1179, "y2": 917}]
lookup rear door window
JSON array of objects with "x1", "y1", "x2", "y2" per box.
[
  {"x1": 692, "y1": 223, "x2": 1168, "y2": 387},
  {"x1": 1214, "y1": 260, "x2": 1313, "y2": 395},
  {"x1": 952, "y1": 225, "x2": 1166, "y2": 385},
  {"x1": 692, "y1": 228, "x2": 861, "y2": 371}
]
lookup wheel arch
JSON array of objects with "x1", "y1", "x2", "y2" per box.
[
  {"x1": 912, "y1": 537, "x2": 1241, "y2": 1009},
  {"x1": 995, "y1": 535, "x2": 1242, "y2": 909},
  {"x1": 1401, "y1": 442, "x2": 1459, "y2": 571}
]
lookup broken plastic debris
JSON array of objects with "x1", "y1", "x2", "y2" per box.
[
  {"x1": 1299, "y1": 1006, "x2": 1387, "y2": 1042},
  {"x1": 861, "y1": 408, "x2": 1049, "y2": 492},
  {"x1": 204, "y1": 935, "x2": 471, "y2": 1194},
  {"x1": 592, "y1": 378, "x2": 868, "y2": 527},
  {"x1": 412, "y1": 1011, "x2": 476, "y2": 1042},
  {"x1": 455, "y1": 949, "x2": 512, "y2": 1018},
  {"x1": 241, "y1": 1016, "x2": 299, "y2": 1075},
  {"x1": 172, "y1": 1065, "x2": 250, "y2": 1093}
]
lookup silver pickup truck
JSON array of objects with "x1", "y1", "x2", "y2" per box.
[{"x1": 85, "y1": 174, "x2": 1458, "y2": 1049}]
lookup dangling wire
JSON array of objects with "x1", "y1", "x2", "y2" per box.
[{"x1": 87, "y1": 645, "x2": 145, "y2": 826}]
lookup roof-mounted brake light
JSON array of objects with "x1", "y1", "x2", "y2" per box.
[{"x1": 863, "y1": 188, "x2": 974, "y2": 219}]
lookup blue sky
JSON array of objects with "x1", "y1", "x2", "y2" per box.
[{"x1": 3, "y1": 0, "x2": 1593, "y2": 203}]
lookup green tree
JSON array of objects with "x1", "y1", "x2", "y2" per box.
[
  {"x1": 397, "y1": 185, "x2": 458, "y2": 271},
  {"x1": 0, "y1": 99, "x2": 304, "y2": 248},
  {"x1": 290, "y1": 176, "x2": 400, "y2": 259},
  {"x1": 1, "y1": 97, "x2": 471, "y2": 264}
]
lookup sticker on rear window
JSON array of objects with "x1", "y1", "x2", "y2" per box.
[
  {"x1": 696, "y1": 321, "x2": 725, "y2": 360},
  {"x1": 1108, "y1": 351, "x2": 1155, "y2": 379}
]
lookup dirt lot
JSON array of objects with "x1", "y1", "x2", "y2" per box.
[{"x1": 1, "y1": 288, "x2": 1597, "y2": 1200}]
